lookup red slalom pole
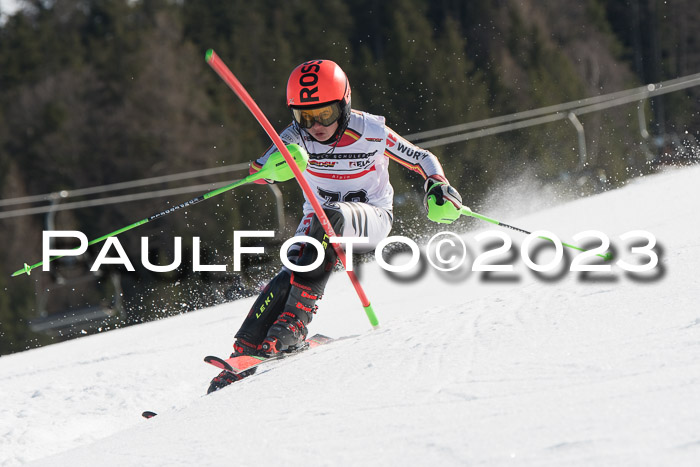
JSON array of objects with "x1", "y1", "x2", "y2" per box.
[{"x1": 205, "y1": 49, "x2": 379, "y2": 328}]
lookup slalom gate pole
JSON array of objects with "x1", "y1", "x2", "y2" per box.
[
  {"x1": 11, "y1": 148, "x2": 308, "y2": 277},
  {"x1": 459, "y1": 207, "x2": 612, "y2": 260},
  {"x1": 205, "y1": 49, "x2": 379, "y2": 328}
]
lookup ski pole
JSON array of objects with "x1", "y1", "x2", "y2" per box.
[
  {"x1": 461, "y1": 207, "x2": 612, "y2": 259},
  {"x1": 427, "y1": 196, "x2": 612, "y2": 260},
  {"x1": 12, "y1": 146, "x2": 309, "y2": 277},
  {"x1": 205, "y1": 49, "x2": 380, "y2": 328}
]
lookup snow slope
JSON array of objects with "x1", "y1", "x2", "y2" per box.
[{"x1": 2, "y1": 165, "x2": 700, "y2": 466}]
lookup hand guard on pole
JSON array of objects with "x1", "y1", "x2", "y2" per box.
[{"x1": 423, "y1": 175, "x2": 466, "y2": 224}]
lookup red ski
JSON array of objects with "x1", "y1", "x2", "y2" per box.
[{"x1": 204, "y1": 334, "x2": 333, "y2": 375}]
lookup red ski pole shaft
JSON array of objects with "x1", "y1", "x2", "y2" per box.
[{"x1": 205, "y1": 49, "x2": 379, "y2": 328}]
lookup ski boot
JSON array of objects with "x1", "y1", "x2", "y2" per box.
[
  {"x1": 207, "y1": 339, "x2": 258, "y2": 394},
  {"x1": 260, "y1": 286, "x2": 318, "y2": 355}
]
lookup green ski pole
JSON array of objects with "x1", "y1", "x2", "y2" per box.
[
  {"x1": 12, "y1": 144, "x2": 309, "y2": 277},
  {"x1": 426, "y1": 196, "x2": 612, "y2": 260}
]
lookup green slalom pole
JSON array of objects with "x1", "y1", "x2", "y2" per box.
[
  {"x1": 12, "y1": 145, "x2": 309, "y2": 277},
  {"x1": 427, "y1": 196, "x2": 612, "y2": 260}
]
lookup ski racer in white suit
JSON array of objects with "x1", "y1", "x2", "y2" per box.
[{"x1": 208, "y1": 59, "x2": 464, "y2": 393}]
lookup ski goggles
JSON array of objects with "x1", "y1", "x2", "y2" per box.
[{"x1": 291, "y1": 102, "x2": 341, "y2": 129}]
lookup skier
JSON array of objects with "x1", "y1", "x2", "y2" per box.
[{"x1": 208, "y1": 59, "x2": 464, "y2": 393}]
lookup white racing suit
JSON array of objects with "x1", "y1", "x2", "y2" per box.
[
  {"x1": 253, "y1": 110, "x2": 447, "y2": 252},
  {"x1": 235, "y1": 110, "x2": 449, "y2": 350}
]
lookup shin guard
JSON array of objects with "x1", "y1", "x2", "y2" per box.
[{"x1": 234, "y1": 269, "x2": 292, "y2": 346}]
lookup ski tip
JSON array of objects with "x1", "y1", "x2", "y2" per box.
[
  {"x1": 205, "y1": 49, "x2": 214, "y2": 63},
  {"x1": 142, "y1": 411, "x2": 157, "y2": 419},
  {"x1": 204, "y1": 355, "x2": 234, "y2": 372}
]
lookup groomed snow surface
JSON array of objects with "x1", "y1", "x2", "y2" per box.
[{"x1": 2, "y1": 165, "x2": 700, "y2": 466}]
